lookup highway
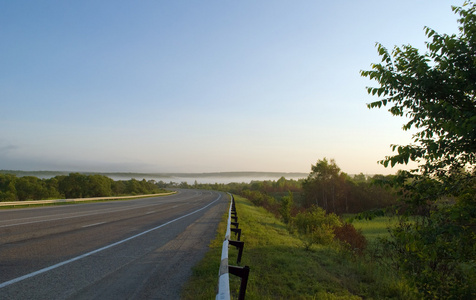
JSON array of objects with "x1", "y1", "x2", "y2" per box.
[{"x1": 0, "y1": 189, "x2": 228, "y2": 299}]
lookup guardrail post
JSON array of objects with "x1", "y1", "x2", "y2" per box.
[
  {"x1": 231, "y1": 198, "x2": 236, "y2": 211},
  {"x1": 216, "y1": 194, "x2": 250, "y2": 300},
  {"x1": 229, "y1": 265, "x2": 250, "y2": 300},
  {"x1": 230, "y1": 227, "x2": 241, "y2": 241},
  {"x1": 229, "y1": 240, "x2": 245, "y2": 264}
]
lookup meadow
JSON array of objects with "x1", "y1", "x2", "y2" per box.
[{"x1": 349, "y1": 216, "x2": 400, "y2": 242}]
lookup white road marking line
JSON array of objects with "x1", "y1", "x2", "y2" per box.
[
  {"x1": 145, "y1": 211, "x2": 155, "y2": 215},
  {"x1": 0, "y1": 202, "x2": 166, "y2": 228},
  {"x1": 0, "y1": 193, "x2": 222, "y2": 289},
  {"x1": 82, "y1": 222, "x2": 106, "y2": 228}
]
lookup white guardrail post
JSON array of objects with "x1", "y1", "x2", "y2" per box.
[{"x1": 216, "y1": 194, "x2": 250, "y2": 300}]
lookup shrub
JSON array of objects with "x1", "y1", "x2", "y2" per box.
[
  {"x1": 292, "y1": 206, "x2": 342, "y2": 250},
  {"x1": 279, "y1": 191, "x2": 293, "y2": 224},
  {"x1": 333, "y1": 223, "x2": 367, "y2": 255},
  {"x1": 386, "y1": 204, "x2": 476, "y2": 299}
]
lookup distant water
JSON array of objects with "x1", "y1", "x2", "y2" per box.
[
  {"x1": 144, "y1": 175, "x2": 304, "y2": 185},
  {"x1": 0, "y1": 170, "x2": 308, "y2": 185}
]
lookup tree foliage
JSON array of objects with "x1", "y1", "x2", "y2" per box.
[
  {"x1": 302, "y1": 158, "x2": 397, "y2": 214},
  {"x1": 0, "y1": 173, "x2": 165, "y2": 201},
  {"x1": 361, "y1": 3, "x2": 476, "y2": 177},
  {"x1": 361, "y1": 2, "x2": 476, "y2": 298}
]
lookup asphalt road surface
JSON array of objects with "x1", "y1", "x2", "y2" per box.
[{"x1": 0, "y1": 189, "x2": 228, "y2": 300}]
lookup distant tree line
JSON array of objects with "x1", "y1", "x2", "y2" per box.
[
  {"x1": 301, "y1": 158, "x2": 397, "y2": 215},
  {"x1": 178, "y1": 160, "x2": 387, "y2": 255},
  {"x1": 0, "y1": 173, "x2": 167, "y2": 201},
  {"x1": 177, "y1": 160, "x2": 398, "y2": 217}
]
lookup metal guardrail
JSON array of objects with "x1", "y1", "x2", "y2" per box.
[
  {"x1": 216, "y1": 194, "x2": 250, "y2": 300},
  {"x1": 0, "y1": 192, "x2": 176, "y2": 207}
]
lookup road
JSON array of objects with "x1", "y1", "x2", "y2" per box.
[{"x1": 0, "y1": 189, "x2": 228, "y2": 299}]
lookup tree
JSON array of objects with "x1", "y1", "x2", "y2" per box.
[
  {"x1": 44, "y1": 177, "x2": 61, "y2": 199},
  {"x1": 361, "y1": 2, "x2": 476, "y2": 298},
  {"x1": 0, "y1": 174, "x2": 17, "y2": 201},
  {"x1": 302, "y1": 158, "x2": 347, "y2": 213},
  {"x1": 15, "y1": 176, "x2": 47, "y2": 201},
  {"x1": 58, "y1": 173, "x2": 88, "y2": 198},
  {"x1": 360, "y1": 3, "x2": 476, "y2": 177},
  {"x1": 87, "y1": 175, "x2": 113, "y2": 197},
  {"x1": 302, "y1": 158, "x2": 396, "y2": 214},
  {"x1": 279, "y1": 191, "x2": 293, "y2": 224}
]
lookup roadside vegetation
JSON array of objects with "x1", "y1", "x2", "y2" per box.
[
  {"x1": 182, "y1": 195, "x2": 415, "y2": 299},
  {"x1": 185, "y1": 3, "x2": 476, "y2": 299}
]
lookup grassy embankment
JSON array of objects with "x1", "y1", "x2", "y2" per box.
[{"x1": 182, "y1": 195, "x2": 415, "y2": 299}]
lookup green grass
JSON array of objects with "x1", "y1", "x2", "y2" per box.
[
  {"x1": 349, "y1": 216, "x2": 416, "y2": 244},
  {"x1": 182, "y1": 196, "x2": 415, "y2": 299},
  {"x1": 349, "y1": 216, "x2": 399, "y2": 242}
]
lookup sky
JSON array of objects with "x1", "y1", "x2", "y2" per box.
[{"x1": 0, "y1": 1, "x2": 464, "y2": 175}]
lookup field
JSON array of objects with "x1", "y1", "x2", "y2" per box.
[
  {"x1": 349, "y1": 216, "x2": 401, "y2": 242},
  {"x1": 182, "y1": 195, "x2": 415, "y2": 299}
]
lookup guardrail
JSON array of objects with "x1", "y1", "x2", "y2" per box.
[
  {"x1": 216, "y1": 194, "x2": 250, "y2": 300},
  {"x1": 0, "y1": 192, "x2": 176, "y2": 207}
]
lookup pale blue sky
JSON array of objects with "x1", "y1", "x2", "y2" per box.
[{"x1": 0, "y1": 1, "x2": 463, "y2": 174}]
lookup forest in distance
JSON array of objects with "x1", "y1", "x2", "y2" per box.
[
  {"x1": 0, "y1": 172, "x2": 168, "y2": 201},
  {"x1": 0, "y1": 162, "x2": 396, "y2": 216}
]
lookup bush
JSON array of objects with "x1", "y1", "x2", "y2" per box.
[
  {"x1": 292, "y1": 206, "x2": 342, "y2": 250},
  {"x1": 240, "y1": 190, "x2": 279, "y2": 215},
  {"x1": 279, "y1": 191, "x2": 293, "y2": 224},
  {"x1": 333, "y1": 223, "x2": 367, "y2": 255},
  {"x1": 386, "y1": 204, "x2": 476, "y2": 299}
]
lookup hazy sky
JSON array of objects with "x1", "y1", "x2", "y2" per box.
[{"x1": 0, "y1": 1, "x2": 463, "y2": 174}]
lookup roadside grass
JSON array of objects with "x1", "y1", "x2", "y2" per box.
[{"x1": 182, "y1": 195, "x2": 415, "y2": 300}]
